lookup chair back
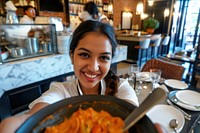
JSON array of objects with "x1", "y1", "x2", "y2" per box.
[
  {"x1": 140, "y1": 38, "x2": 151, "y2": 49},
  {"x1": 141, "y1": 58, "x2": 185, "y2": 80},
  {"x1": 162, "y1": 36, "x2": 170, "y2": 46},
  {"x1": 152, "y1": 37, "x2": 162, "y2": 47}
]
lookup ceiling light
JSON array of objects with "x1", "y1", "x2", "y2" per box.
[{"x1": 148, "y1": 0, "x2": 154, "y2": 6}]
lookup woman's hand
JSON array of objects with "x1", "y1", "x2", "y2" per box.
[
  {"x1": 0, "y1": 114, "x2": 30, "y2": 133},
  {"x1": 0, "y1": 102, "x2": 49, "y2": 133},
  {"x1": 154, "y1": 123, "x2": 168, "y2": 133}
]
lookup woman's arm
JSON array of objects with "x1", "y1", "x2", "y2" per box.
[{"x1": 0, "y1": 102, "x2": 49, "y2": 133}]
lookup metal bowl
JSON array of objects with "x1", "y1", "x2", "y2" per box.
[
  {"x1": 16, "y1": 95, "x2": 157, "y2": 133},
  {"x1": 10, "y1": 47, "x2": 26, "y2": 58}
]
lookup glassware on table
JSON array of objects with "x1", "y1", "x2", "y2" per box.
[
  {"x1": 136, "y1": 73, "x2": 143, "y2": 95},
  {"x1": 128, "y1": 64, "x2": 140, "y2": 94},
  {"x1": 149, "y1": 69, "x2": 162, "y2": 93}
]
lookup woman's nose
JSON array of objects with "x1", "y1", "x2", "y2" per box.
[{"x1": 88, "y1": 59, "x2": 99, "y2": 72}]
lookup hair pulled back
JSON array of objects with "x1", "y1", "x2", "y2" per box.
[{"x1": 69, "y1": 20, "x2": 119, "y2": 96}]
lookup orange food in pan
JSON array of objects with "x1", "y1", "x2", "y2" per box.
[{"x1": 45, "y1": 107, "x2": 125, "y2": 133}]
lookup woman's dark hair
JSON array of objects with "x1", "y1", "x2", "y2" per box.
[
  {"x1": 70, "y1": 20, "x2": 119, "y2": 96},
  {"x1": 84, "y1": 1, "x2": 99, "y2": 19},
  {"x1": 23, "y1": 5, "x2": 35, "y2": 13}
]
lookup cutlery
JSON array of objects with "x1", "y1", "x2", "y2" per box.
[
  {"x1": 123, "y1": 88, "x2": 166, "y2": 131},
  {"x1": 189, "y1": 115, "x2": 200, "y2": 133},
  {"x1": 167, "y1": 99, "x2": 191, "y2": 120},
  {"x1": 169, "y1": 119, "x2": 178, "y2": 133}
]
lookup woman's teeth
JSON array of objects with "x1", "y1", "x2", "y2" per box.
[{"x1": 84, "y1": 73, "x2": 97, "y2": 78}]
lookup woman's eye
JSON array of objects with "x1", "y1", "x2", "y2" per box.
[
  {"x1": 100, "y1": 56, "x2": 111, "y2": 62},
  {"x1": 78, "y1": 53, "x2": 89, "y2": 58}
]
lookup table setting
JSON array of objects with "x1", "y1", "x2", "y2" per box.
[{"x1": 127, "y1": 66, "x2": 200, "y2": 133}]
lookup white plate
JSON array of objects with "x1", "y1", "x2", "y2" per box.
[
  {"x1": 169, "y1": 91, "x2": 200, "y2": 111},
  {"x1": 136, "y1": 72, "x2": 150, "y2": 82},
  {"x1": 164, "y1": 79, "x2": 188, "y2": 89},
  {"x1": 146, "y1": 104, "x2": 185, "y2": 133},
  {"x1": 176, "y1": 90, "x2": 200, "y2": 106}
]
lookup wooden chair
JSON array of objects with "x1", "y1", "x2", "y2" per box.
[
  {"x1": 141, "y1": 58, "x2": 185, "y2": 80},
  {"x1": 134, "y1": 38, "x2": 151, "y2": 66}
]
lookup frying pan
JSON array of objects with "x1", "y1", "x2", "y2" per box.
[{"x1": 16, "y1": 95, "x2": 158, "y2": 133}]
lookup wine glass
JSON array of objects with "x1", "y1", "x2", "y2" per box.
[
  {"x1": 128, "y1": 64, "x2": 140, "y2": 93},
  {"x1": 149, "y1": 69, "x2": 162, "y2": 93}
]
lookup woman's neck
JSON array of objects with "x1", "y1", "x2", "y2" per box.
[{"x1": 79, "y1": 82, "x2": 101, "y2": 95}]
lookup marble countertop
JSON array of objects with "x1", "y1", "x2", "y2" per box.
[{"x1": 0, "y1": 45, "x2": 127, "y2": 97}]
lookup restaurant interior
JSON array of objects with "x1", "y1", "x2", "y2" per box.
[{"x1": 0, "y1": 0, "x2": 200, "y2": 132}]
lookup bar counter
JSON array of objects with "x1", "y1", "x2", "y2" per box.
[{"x1": 116, "y1": 34, "x2": 161, "y2": 63}]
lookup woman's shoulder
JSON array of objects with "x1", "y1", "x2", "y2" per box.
[
  {"x1": 50, "y1": 79, "x2": 79, "y2": 96},
  {"x1": 118, "y1": 78, "x2": 129, "y2": 85},
  {"x1": 50, "y1": 79, "x2": 76, "y2": 90}
]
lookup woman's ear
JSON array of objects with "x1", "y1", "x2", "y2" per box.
[{"x1": 70, "y1": 53, "x2": 74, "y2": 64}]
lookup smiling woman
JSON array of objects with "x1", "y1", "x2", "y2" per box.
[{"x1": 0, "y1": 20, "x2": 139, "y2": 133}]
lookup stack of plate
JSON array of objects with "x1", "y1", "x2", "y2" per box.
[
  {"x1": 169, "y1": 90, "x2": 200, "y2": 111},
  {"x1": 57, "y1": 35, "x2": 71, "y2": 54}
]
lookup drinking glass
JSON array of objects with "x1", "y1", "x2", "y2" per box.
[
  {"x1": 136, "y1": 73, "x2": 143, "y2": 94},
  {"x1": 128, "y1": 64, "x2": 140, "y2": 93},
  {"x1": 149, "y1": 69, "x2": 162, "y2": 93}
]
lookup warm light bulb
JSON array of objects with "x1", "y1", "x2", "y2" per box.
[
  {"x1": 140, "y1": 13, "x2": 148, "y2": 20},
  {"x1": 136, "y1": 2, "x2": 144, "y2": 15},
  {"x1": 164, "y1": 8, "x2": 170, "y2": 17},
  {"x1": 148, "y1": 0, "x2": 154, "y2": 6},
  {"x1": 108, "y1": 3, "x2": 113, "y2": 14}
]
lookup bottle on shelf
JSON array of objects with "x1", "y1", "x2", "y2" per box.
[
  {"x1": 23, "y1": 0, "x2": 28, "y2": 6},
  {"x1": 19, "y1": 0, "x2": 24, "y2": 6}
]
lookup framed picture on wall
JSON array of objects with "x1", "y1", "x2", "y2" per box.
[
  {"x1": 37, "y1": 0, "x2": 64, "y2": 12},
  {"x1": 121, "y1": 11, "x2": 133, "y2": 30}
]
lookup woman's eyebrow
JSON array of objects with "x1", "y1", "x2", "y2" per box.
[
  {"x1": 101, "y1": 52, "x2": 112, "y2": 55},
  {"x1": 78, "y1": 48, "x2": 112, "y2": 55},
  {"x1": 78, "y1": 48, "x2": 91, "y2": 53}
]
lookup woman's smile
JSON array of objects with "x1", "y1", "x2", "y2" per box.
[
  {"x1": 72, "y1": 31, "x2": 112, "y2": 91},
  {"x1": 84, "y1": 72, "x2": 98, "y2": 79}
]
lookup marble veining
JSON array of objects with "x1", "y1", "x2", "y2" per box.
[
  {"x1": 0, "y1": 45, "x2": 127, "y2": 97},
  {"x1": 0, "y1": 54, "x2": 73, "y2": 97}
]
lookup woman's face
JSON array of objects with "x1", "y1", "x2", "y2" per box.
[{"x1": 72, "y1": 32, "x2": 112, "y2": 92}]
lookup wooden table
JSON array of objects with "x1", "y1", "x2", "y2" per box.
[{"x1": 166, "y1": 53, "x2": 195, "y2": 64}]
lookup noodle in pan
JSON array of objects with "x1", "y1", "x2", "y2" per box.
[{"x1": 45, "y1": 107, "x2": 125, "y2": 133}]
